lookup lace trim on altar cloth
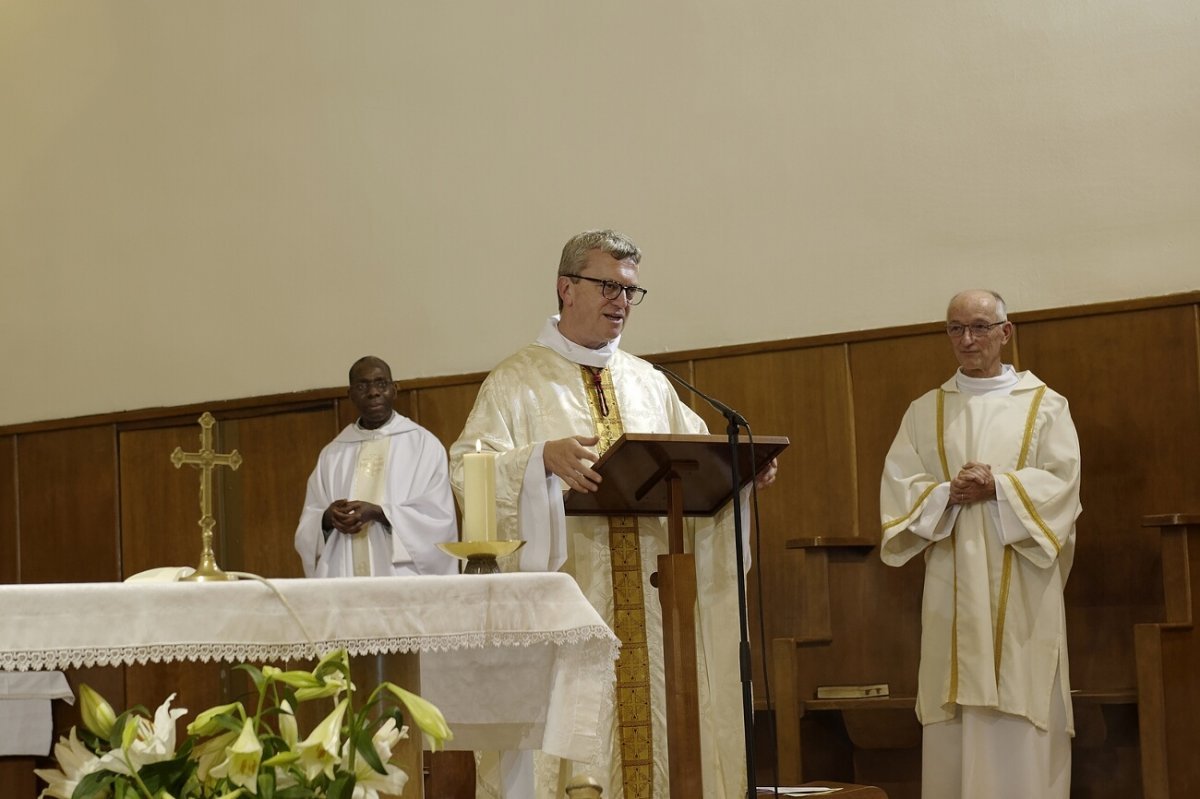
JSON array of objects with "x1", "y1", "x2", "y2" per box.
[{"x1": 0, "y1": 625, "x2": 620, "y2": 672}]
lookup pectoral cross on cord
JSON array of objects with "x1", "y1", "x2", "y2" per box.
[{"x1": 586, "y1": 367, "x2": 609, "y2": 417}]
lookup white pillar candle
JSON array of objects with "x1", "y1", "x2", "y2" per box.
[{"x1": 462, "y1": 441, "x2": 497, "y2": 543}]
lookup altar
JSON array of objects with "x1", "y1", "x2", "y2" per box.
[{"x1": 0, "y1": 573, "x2": 618, "y2": 773}]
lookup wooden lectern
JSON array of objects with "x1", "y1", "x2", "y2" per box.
[{"x1": 566, "y1": 433, "x2": 788, "y2": 798}]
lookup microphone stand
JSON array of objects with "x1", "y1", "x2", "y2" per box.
[{"x1": 654, "y1": 363, "x2": 758, "y2": 799}]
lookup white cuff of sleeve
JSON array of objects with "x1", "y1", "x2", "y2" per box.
[
  {"x1": 993, "y1": 486, "x2": 1033, "y2": 545},
  {"x1": 908, "y1": 482, "x2": 959, "y2": 542},
  {"x1": 517, "y1": 442, "x2": 568, "y2": 572}
]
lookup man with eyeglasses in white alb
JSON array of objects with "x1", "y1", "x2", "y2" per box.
[
  {"x1": 295, "y1": 355, "x2": 458, "y2": 577},
  {"x1": 450, "y1": 229, "x2": 775, "y2": 798},
  {"x1": 880, "y1": 289, "x2": 1082, "y2": 799}
]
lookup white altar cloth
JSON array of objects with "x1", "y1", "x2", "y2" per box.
[{"x1": 0, "y1": 573, "x2": 618, "y2": 762}]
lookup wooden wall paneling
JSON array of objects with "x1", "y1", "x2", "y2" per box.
[
  {"x1": 844, "y1": 332, "x2": 959, "y2": 698},
  {"x1": 394, "y1": 389, "x2": 414, "y2": 424},
  {"x1": 121, "y1": 660, "x2": 234, "y2": 743},
  {"x1": 692, "y1": 346, "x2": 857, "y2": 698},
  {"x1": 16, "y1": 426, "x2": 120, "y2": 584},
  {"x1": 412, "y1": 381, "x2": 483, "y2": 544},
  {"x1": 0, "y1": 436, "x2": 16, "y2": 584},
  {"x1": 1018, "y1": 305, "x2": 1200, "y2": 693},
  {"x1": 766, "y1": 333, "x2": 959, "y2": 792},
  {"x1": 219, "y1": 407, "x2": 340, "y2": 579},
  {"x1": 653, "y1": 358, "x2": 698, "y2": 415},
  {"x1": 118, "y1": 423, "x2": 214, "y2": 577},
  {"x1": 0, "y1": 760, "x2": 39, "y2": 799},
  {"x1": 337, "y1": 394, "x2": 358, "y2": 430},
  {"x1": 413, "y1": 382, "x2": 483, "y2": 452},
  {"x1": 14, "y1": 434, "x2": 127, "y2": 799},
  {"x1": 847, "y1": 333, "x2": 961, "y2": 544}
]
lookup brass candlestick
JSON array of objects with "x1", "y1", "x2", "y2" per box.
[{"x1": 438, "y1": 540, "x2": 525, "y2": 574}]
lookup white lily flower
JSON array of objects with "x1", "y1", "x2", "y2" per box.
[
  {"x1": 96, "y1": 693, "x2": 186, "y2": 776},
  {"x1": 295, "y1": 668, "x2": 351, "y2": 703},
  {"x1": 194, "y1": 730, "x2": 239, "y2": 785},
  {"x1": 346, "y1": 718, "x2": 410, "y2": 799},
  {"x1": 278, "y1": 699, "x2": 299, "y2": 749},
  {"x1": 33, "y1": 728, "x2": 104, "y2": 799},
  {"x1": 296, "y1": 699, "x2": 348, "y2": 782},
  {"x1": 209, "y1": 717, "x2": 263, "y2": 793},
  {"x1": 263, "y1": 701, "x2": 301, "y2": 781}
]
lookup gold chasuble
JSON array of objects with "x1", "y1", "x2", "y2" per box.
[
  {"x1": 349, "y1": 437, "x2": 390, "y2": 576},
  {"x1": 582, "y1": 366, "x2": 653, "y2": 798},
  {"x1": 450, "y1": 339, "x2": 749, "y2": 799}
]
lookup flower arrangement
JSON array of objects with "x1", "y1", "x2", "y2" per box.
[{"x1": 35, "y1": 649, "x2": 451, "y2": 799}]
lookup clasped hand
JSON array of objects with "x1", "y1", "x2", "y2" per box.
[
  {"x1": 949, "y1": 462, "x2": 995, "y2": 506},
  {"x1": 324, "y1": 499, "x2": 385, "y2": 534}
]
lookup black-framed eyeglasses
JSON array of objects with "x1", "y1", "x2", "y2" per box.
[
  {"x1": 351, "y1": 378, "x2": 393, "y2": 395},
  {"x1": 567, "y1": 274, "x2": 648, "y2": 306},
  {"x1": 946, "y1": 321, "x2": 1007, "y2": 338}
]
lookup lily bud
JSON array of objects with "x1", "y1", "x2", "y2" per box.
[
  {"x1": 384, "y1": 683, "x2": 453, "y2": 752},
  {"x1": 78, "y1": 684, "x2": 117, "y2": 738}
]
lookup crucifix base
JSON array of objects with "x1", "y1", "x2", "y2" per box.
[{"x1": 180, "y1": 549, "x2": 236, "y2": 582}]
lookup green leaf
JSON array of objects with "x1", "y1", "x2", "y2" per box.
[
  {"x1": 355, "y1": 731, "x2": 386, "y2": 775},
  {"x1": 274, "y1": 787, "x2": 316, "y2": 799},
  {"x1": 235, "y1": 663, "x2": 268, "y2": 694},
  {"x1": 72, "y1": 771, "x2": 115, "y2": 799},
  {"x1": 326, "y1": 772, "x2": 357, "y2": 799},
  {"x1": 139, "y1": 752, "x2": 197, "y2": 794}
]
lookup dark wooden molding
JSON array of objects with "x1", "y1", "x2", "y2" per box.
[{"x1": 786, "y1": 537, "x2": 877, "y2": 551}]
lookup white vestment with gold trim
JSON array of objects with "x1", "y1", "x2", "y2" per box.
[
  {"x1": 295, "y1": 412, "x2": 458, "y2": 577},
  {"x1": 450, "y1": 323, "x2": 748, "y2": 799},
  {"x1": 880, "y1": 368, "x2": 1081, "y2": 798}
]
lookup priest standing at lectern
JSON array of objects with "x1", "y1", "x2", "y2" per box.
[
  {"x1": 450, "y1": 230, "x2": 774, "y2": 799},
  {"x1": 880, "y1": 289, "x2": 1082, "y2": 799},
  {"x1": 295, "y1": 355, "x2": 458, "y2": 577}
]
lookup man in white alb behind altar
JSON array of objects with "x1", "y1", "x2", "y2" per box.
[{"x1": 295, "y1": 356, "x2": 458, "y2": 577}]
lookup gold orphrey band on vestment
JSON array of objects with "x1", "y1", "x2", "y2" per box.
[{"x1": 582, "y1": 366, "x2": 654, "y2": 798}]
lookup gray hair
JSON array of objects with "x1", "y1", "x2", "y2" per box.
[
  {"x1": 948, "y1": 289, "x2": 1008, "y2": 320},
  {"x1": 556, "y1": 229, "x2": 641, "y2": 310}
]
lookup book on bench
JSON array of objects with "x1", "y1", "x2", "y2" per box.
[{"x1": 814, "y1": 683, "x2": 890, "y2": 699}]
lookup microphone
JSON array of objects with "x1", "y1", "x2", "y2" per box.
[{"x1": 653, "y1": 363, "x2": 748, "y2": 427}]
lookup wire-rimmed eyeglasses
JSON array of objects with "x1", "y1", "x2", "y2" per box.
[
  {"x1": 946, "y1": 321, "x2": 1007, "y2": 338},
  {"x1": 567, "y1": 274, "x2": 648, "y2": 306}
]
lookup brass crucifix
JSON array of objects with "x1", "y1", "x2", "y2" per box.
[{"x1": 171, "y1": 412, "x2": 242, "y2": 582}]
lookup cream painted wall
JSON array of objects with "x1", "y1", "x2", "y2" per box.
[{"x1": 2, "y1": 2, "x2": 1197, "y2": 425}]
